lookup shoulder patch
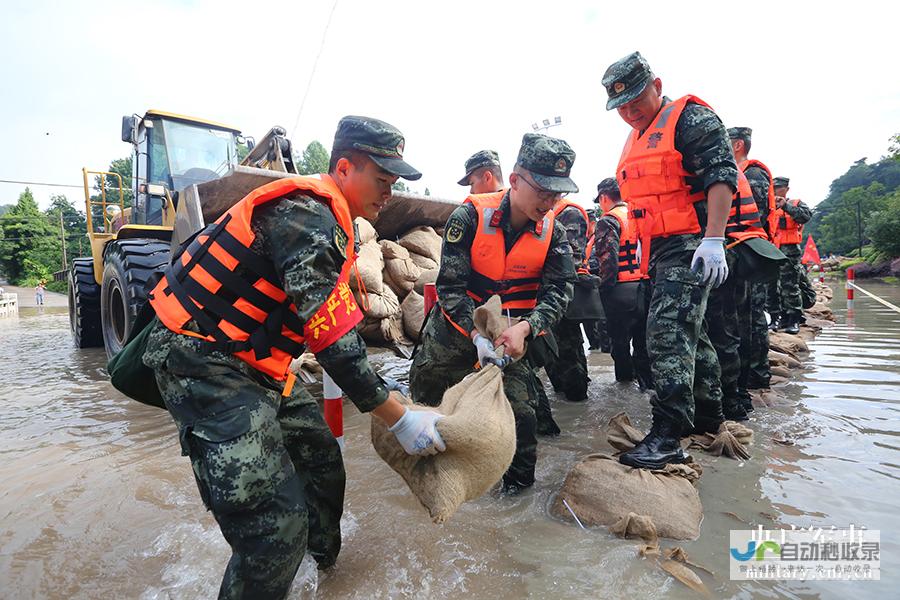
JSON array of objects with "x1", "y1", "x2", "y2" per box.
[
  {"x1": 333, "y1": 224, "x2": 349, "y2": 258},
  {"x1": 446, "y1": 219, "x2": 465, "y2": 244}
]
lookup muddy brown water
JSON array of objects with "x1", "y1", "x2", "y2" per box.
[{"x1": 1, "y1": 280, "x2": 898, "y2": 599}]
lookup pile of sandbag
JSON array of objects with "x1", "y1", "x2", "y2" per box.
[
  {"x1": 370, "y1": 296, "x2": 516, "y2": 523},
  {"x1": 350, "y1": 218, "x2": 443, "y2": 345}
]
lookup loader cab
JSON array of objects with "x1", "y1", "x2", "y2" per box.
[{"x1": 121, "y1": 110, "x2": 244, "y2": 225}]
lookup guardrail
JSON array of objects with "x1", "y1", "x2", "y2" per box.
[{"x1": 0, "y1": 293, "x2": 18, "y2": 318}]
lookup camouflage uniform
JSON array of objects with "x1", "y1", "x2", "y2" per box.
[
  {"x1": 633, "y1": 97, "x2": 736, "y2": 432},
  {"x1": 773, "y1": 197, "x2": 813, "y2": 325},
  {"x1": 544, "y1": 204, "x2": 590, "y2": 401},
  {"x1": 410, "y1": 187, "x2": 575, "y2": 490},
  {"x1": 742, "y1": 163, "x2": 774, "y2": 390},
  {"x1": 590, "y1": 208, "x2": 652, "y2": 389},
  {"x1": 703, "y1": 249, "x2": 745, "y2": 417},
  {"x1": 142, "y1": 115, "x2": 421, "y2": 600}
]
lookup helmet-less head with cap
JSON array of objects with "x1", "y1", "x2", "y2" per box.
[
  {"x1": 727, "y1": 126, "x2": 753, "y2": 158},
  {"x1": 602, "y1": 51, "x2": 663, "y2": 132},
  {"x1": 329, "y1": 115, "x2": 422, "y2": 220},
  {"x1": 510, "y1": 133, "x2": 578, "y2": 223}
]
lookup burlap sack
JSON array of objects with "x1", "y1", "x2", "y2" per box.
[
  {"x1": 384, "y1": 256, "x2": 421, "y2": 297},
  {"x1": 354, "y1": 217, "x2": 378, "y2": 244},
  {"x1": 399, "y1": 226, "x2": 442, "y2": 263},
  {"x1": 413, "y1": 269, "x2": 439, "y2": 295},
  {"x1": 551, "y1": 453, "x2": 702, "y2": 540},
  {"x1": 379, "y1": 239, "x2": 409, "y2": 260},
  {"x1": 769, "y1": 331, "x2": 808, "y2": 357},
  {"x1": 401, "y1": 290, "x2": 426, "y2": 341},
  {"x1": 370, "y1": 296, "x2": 516, "y2": 523},
  {"x1": 409, "y1": 252, "x2": 439, "y2": 271},
  {"x1": 768, "y1": 349, "x2": 801, "y2": 369},
  {"x1": 351, "y1": 240, "x2": 384, "y2": 294},
  {"x1": 806, "y1": 302, "x2": 834, "y2": 322},
  {"x1": 359, "y1": 312, "x2": 406, "y2": 345},
  {"x1": 365, "y1": 287, "x2": 400, "y2": 320}
]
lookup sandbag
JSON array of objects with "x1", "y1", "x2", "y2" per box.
[
  {"x1": 769, "y1": 331, "x2": 808, "y2": 356},
  {"x1": 401, "y1": 290, "x2": 426, "y2": 341},
  {"x1": 399, "y1": 226, "x2": 442, "y2": 263},
  {"x1": 351, "y1": 240, "x2": 384, "y2": 294},
  {"x1": 355, "y1": 217, "x2": 378, "y2": 244},
  {"x1": 379, "y1": 239, "x2": 409, "y2": 260},
  {"x1": 370, "y1": 296, "x2": 516, "y2": 523},
  {"x1": 551, "y1": 453, "x2": 703, "y2": 540},
  {"x1": 384, "y1": 255, "x2": 421, "y2": 296},
  {"x1": 359, "y1": 312, "x2": 406, "y2": 345},
  {"x1": 769, "y1": 349, "x2": 801, "y2": 369},
  {"x1": 409, "y1": 252, "x2": 439, "y2": 271},
  {"x1": 805, "y1": 302, "x2": 834, "y2": 322},
  {"x1": 413, "y1": 269, "x2": 439, "y2": 295},
  {"x1": 364, "y1": 287, "x2": 400, "y2": 320}
]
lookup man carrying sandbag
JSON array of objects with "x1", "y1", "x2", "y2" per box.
[
  {"x1": 457, "y1": 149, "x2": 562, "y2": 436},
  {"x1": 411, "y1": 133, "x2": 577, "y2": 494},
  {"x1": 588, "y1": 177, "x2": 652, "y2": 391},
  {"x1": 602, "y1": 51, "x2": 735, "y2": 470},
  {"x1": 143, "y1": 116, "x2": 446, "y2": 600}
]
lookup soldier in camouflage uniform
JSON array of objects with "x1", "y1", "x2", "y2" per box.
[
  {"x1": 770, "y1": 176, "x2": 813, "y2": 334},
  {"x1": 543, "y1": 188, "x2": 591, "y2": 402},
  {"x1": 143, "y1": 117, "x2": 445, "y2": 600},
  {"x1": 582, "y1": 205, "x2": 611, "y2": 353},
  {"x1": 458, "y1": 150, "x2": 560, "y2": 436},
  {"x1": 589, "y1": 177, "x2": 652, "y2": 390},
  {"x1": 603, "y1": 52, "x2": 734, "y2": 469},
  {"x1": 410, "y1": 133, "x2": 576, "y2": 493},
  {"x1": 729, "y1": 127, "x2": 773, "y2": 397}
]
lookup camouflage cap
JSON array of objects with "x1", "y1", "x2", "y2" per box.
[
  {"x1": 457, "y1": 149, "x2": 501, "y2": 186},
  {"x1": 516, "y1": 133, "x2": 578, "y2": 193},
  {"x1": 602, "y1": 51, "x2": 653, "y2": 111},
  {"x1": 595, "y1": 177, "x2": 620, "y2": 202},
  {"x1": 773, "y1": 176, "x2": 790, "y2": 188},
  {"x1": 332, "y1": 115, "x2": 422, "y2": 180},
  {"x1": 727, "y1": 127, "x2": 753, "y2": 142}
]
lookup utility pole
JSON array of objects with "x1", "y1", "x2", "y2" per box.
[
  {"x1": 857, "y1": 197, "x2": 863, "y2": 258},
  {"x1": 59, "y1": 211, "x2": 67, "y2": 270}
]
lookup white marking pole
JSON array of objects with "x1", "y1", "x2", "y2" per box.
[
  {"x1": 848, "y1": 281, "x2": 900, "y2": 315},
  {"x1": 322, "y1": 372, "x2": 345, "y2": 451},
  {"x1": 846, "y1": 268, "x2": 855, "y2": 310}
]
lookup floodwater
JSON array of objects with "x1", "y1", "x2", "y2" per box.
[{"x1": 1, "y1": 280, "x2": 898, "y2": 599}]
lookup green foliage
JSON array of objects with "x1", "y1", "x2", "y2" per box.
[
  {"x1": 838, "y1": 257, "x2": 865, "y2": 270},
  {"x1": 391, "y1": 180, "x2": 409, "y2": 192},
  {"x1": 807, "y1": 133, "x2": 900, "y2": 256},
  {"x1": 296, "y1": 140, "x2": 329, "y2": 175},
  {"x1": 46, "y1": 194, "x2": 88, "y2": 263},
  {"x1": 865, "y1": 189, "x2": 900, "y2": 257},
  {"x1": 0, "y1": 188, "x2": 57, "y2": 283},
  {"x1": 89, "y1": 156, "x2": 132, "y2": 229}
]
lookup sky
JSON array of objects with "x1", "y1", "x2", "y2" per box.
[{"x1": 2, "y1": 0, "x2": 898, "y2": 212}]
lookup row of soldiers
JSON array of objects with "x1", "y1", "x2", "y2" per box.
[{"x1": 140, "y1": 50, "x2": 815, "y2": 598}]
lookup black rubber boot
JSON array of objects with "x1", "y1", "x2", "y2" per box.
[
  {"x1": 722, "y1": 396, "x2": 750, "y2": 421},
  {"x1": 783, "y1": 321, "x2": 800, "y2": 335},
  {"x1": 619, "y1": 420, "x2": 690, "y2": 470},
  {"x1": 687, "y1": 416, "x2": 725, "y2": 436}
]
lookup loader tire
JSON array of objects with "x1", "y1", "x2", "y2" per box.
[
  {"x1": 100, "y1": 239, "x2": 170, "y2": 359},
  {"x1": 69, "y1": 258, "x2": 103, "y2": 348}
]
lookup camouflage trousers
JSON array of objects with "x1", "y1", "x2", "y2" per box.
[
  {"x1": 144, "y1": 322, "x2": 344, "y2": 600},
  {"x1": 646, "y1": 237, "x2": 723, "y2": 432},
  {"x1": 705, "y1": 272, "x2": 744, "y2": 413},
  {"x1": 544, "y1": 318, "x2": 589, "y2": 401},
  {"x1": 582, "y1": 317, "x2": 609, "y2": 351},
  {"x1": 409, "y1": 308, "x2": 538, "y2": 489},
  {"x1": 769, "y1": 244, "x2": 807, "y2": 323},
  {"x1": 745, "y1": 281, "x2": 771, "y2": 389},
  {"x1": 602, "y1": 281, "x2": 653, "y2": 389}
]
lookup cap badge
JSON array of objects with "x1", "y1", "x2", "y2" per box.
[
  {"x1": 555, "y1": 158, "x2": 567, "y2": 174},
  {"x1": 613, "y1": 81, "x2": 626, "y2": 94}
]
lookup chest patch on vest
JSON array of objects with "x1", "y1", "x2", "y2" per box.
[
  {"x1": 446, "y1": 220, "x2": 465, "y2": 244},
  {"x1": 333, "y1": 225, "x2": 348, "y2": 258},
  {"x1": 647, "y1": 132, "x2": 663, "y2": 149}
]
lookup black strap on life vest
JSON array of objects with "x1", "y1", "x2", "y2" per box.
[{"x1": 618, "y1": 239, "x2": 639, "y2": 273}]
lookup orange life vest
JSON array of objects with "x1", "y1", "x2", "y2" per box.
[
  {"x1": 739, "y1": 158, "x2": 777, "y2": 241},
  {"x1": 616, "y1": 95, "x2": 710, "y2": 273},
  {"x1": 149, "y1": 175, "x2": 362, "y2": 381},
  {"x1": 580, "y1": 235, "x2": 595, "y2": 274},
  {"x1": 605, "y1": 204, "x2": 646, "y2": 282},
  {"x1": 725, "y1": 170, "x2": 768, "y2": 243},
  {"x1": 775, "y1": 199, "x2": 804, "y2": 247},
  {"x1": 553, "y1": 198, "x2": 590, "y2": 258},
  {"x1": 442, "y1": 191, "x2": 554, "y2": 335}
]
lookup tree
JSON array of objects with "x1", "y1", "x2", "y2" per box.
[
  {"x1": 90, "y1": 156, "x2": 133, "y2": 228},
  {"x1": 866, "y1": 189, "x2": 900, "y2": 257},
  {"x1": 392, "y1": 180, "x2": 409, "y2": 193},
  {"x1": 817, "y1": 183, "x2": 888, "y2": 256},
  {"x1": 45, "y1": 194, "x2": 88, "y2": 264},
  {"x1": 296, "y1": 140, "x2": 329, "y2": 175},
  {"x1": 0, "y1": 188, "x2": 57, "y2": 283},
  {"x1": 888, "y1": 133, "x2": 900, "y2": 160}
]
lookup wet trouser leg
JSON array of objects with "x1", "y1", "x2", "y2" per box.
[
  {"x1": 582, "y1": 319, "x2": 604, "y2": 349},
  {"x1": 606, "y1": 308, "x2": 636, "y2": 382},
  {"x1": 766, "y1": 277, "x2": 781, "y2": 324},
  {"x1": 779, "y1": 245, "x2": 803, "y2": 324},
  {"x1": 410, "y1": 313, "x2": 538, "y2": 490},
  {"x1": 735, "y1": 279, "x2": 755, "y2": 409},
  {"x1": 705, "y1": 275, "x2": 743, "y2": 416},
  {"x1": 530, "y1": 367, "x2": 560, "y2": 436},
  {"x1": 155, "y1": 361, "x2": 343, "y2": 600},
  {"x1": 544, "y1": 318, "x2": 589, "y2": 401},
  {"x1": 748, "y1": 281, "x2": 771, "y2": 389},
  {"x1": 646, "y1": 248, "x2": 722, "y2": 433}
]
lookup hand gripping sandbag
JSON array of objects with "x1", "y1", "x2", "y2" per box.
[{"x1": 371, "y1": 366, "x2": 516, "y2": 523}]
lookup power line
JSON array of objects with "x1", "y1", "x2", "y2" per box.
[
  {"x1": 290, "y1": 0, "x2": 340, "y2": 141},
  {"x1": 0, "y1": 178, "x2": 86, "y2": 189}
]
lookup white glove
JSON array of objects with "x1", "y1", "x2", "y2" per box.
[
  {"x1": 389, "y1": 408, "x2": 446, "y2": 456},
  {"x1": 691, "y1": 237, "x2": 728, "y2": 287},
  {"x1": 473, "y1": 333, "x2": 504, "y2": 368}
]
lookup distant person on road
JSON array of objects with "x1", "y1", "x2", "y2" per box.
[{"x1": 35, "y1": 281, "x2": 45, "y2": 305}]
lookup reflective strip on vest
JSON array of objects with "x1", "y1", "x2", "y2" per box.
[
  {"x1": 740, "y1": 158, "x2": 778, "y2": 242},
  {"x1": 607, "y1": 204, "x2": 645, "y2": 282},
  {"x1": 725, "y1": 170, "x2": 768, "y2": 243},
  {"x1": 775, "y1": 199, "x2": 803, "y2": 247}
]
